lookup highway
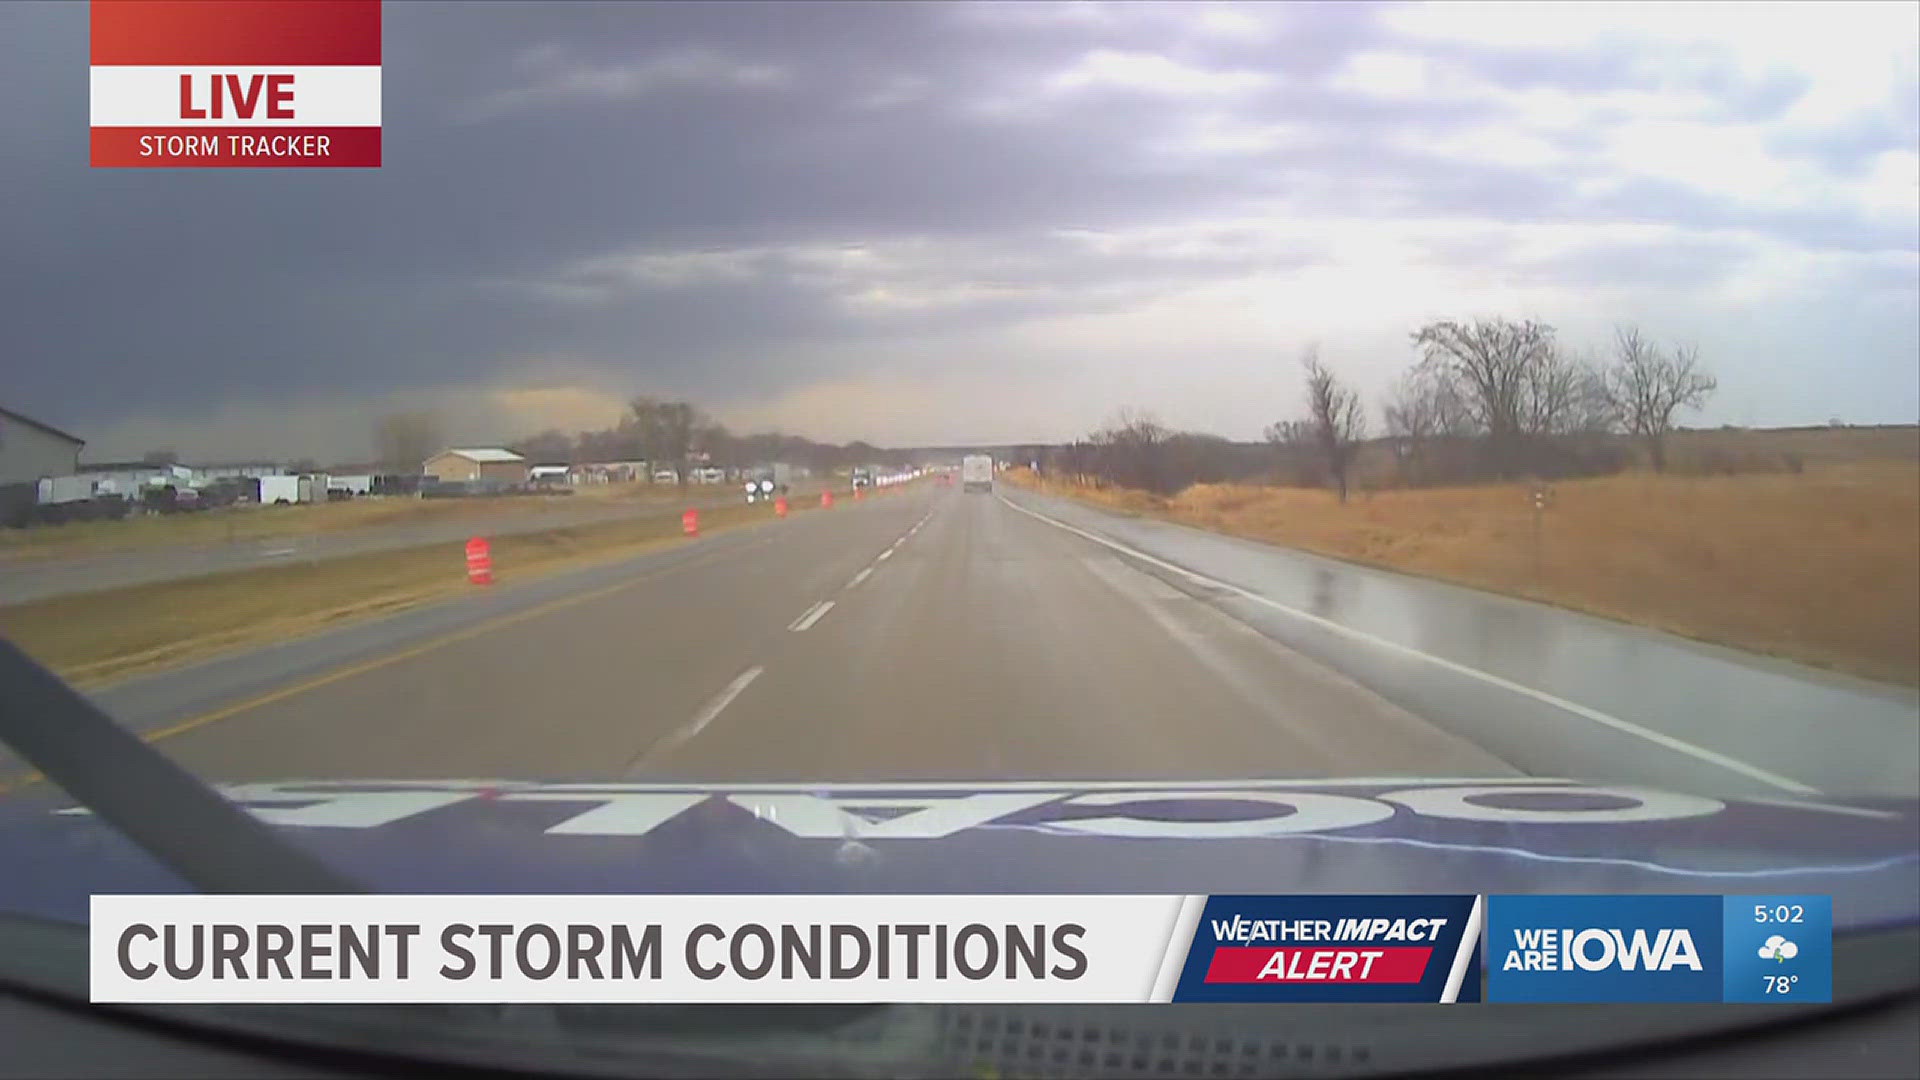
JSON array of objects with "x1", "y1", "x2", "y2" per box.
[
  {"x1": 0, "y1": 487, "x2": 788, "y2": 605},
  {"x1": 4, "y1": 483, "x2": 1915, "y2": 798}
]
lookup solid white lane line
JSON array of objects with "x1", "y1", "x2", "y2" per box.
[
  {"x1": 849, "y1": 567, "x2": 874, "y2": 588},
  {"x1": 996, "y1": 493, "x2": 1820, "y2": 795},
  {"x1": 634, "y1": 666, "x2": 763, "y2": 768},
  {"x1": 791, "y1": 599, "x2": 836, "y2": 632}
]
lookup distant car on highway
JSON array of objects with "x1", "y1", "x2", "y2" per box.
[{"x1": 650, "y1": 468, "x2": 679, "y2": 485}]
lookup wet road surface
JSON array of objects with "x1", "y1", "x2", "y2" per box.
[{"x1": 2, "y1": 484, "x2": 1912, "y2": 798}]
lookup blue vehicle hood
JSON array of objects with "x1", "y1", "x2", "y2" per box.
[{"x1": 6, "y1": 779, "x2": 1917, "y2": 929}]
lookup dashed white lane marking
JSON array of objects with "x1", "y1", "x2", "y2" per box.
[
  {"x1": 630, "y1": 666, "x2": 762, "y2": 770},
  {"x1": 787, "y1": 601, "x2": 825, "y2": 630},
  {"x1": 258, "y1": 548, "x2": 297, "y2": 558},
  {"x1": 876, "y1": 549, "x2": 893, "y2": 561},
  {"x1": 789, "y1": 599, "x2": 836, "y2": 632},
  {"x1": 996, "y1": 493, "x2": 1819, "y2": 796},
  {"x1": 848, "y1": 567, "x2": 874, "y2": 588}
]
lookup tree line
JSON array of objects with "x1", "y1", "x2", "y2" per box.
[
  {"x1": 371, "y1": 398, "x2": 914, "y2": 484},
  {"x1": 1050, "y1": 317, "x2": 1717, "y2": 498}
]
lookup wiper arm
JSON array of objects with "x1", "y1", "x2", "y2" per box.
[{"x1": 0, "y1": 636, "x2": 360, "y2": 895}]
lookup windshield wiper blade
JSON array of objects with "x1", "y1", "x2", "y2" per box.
[{"x1": 0, "y1": 636, "x2": 360, "y2": 895}]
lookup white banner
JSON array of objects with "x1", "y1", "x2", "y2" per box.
[
  {"x1": 90, "y1": 66, "x2": 382, "y2": 127},
  {"x1": 92, "y1": 895, "x2": 1199, "y2": 1004}
]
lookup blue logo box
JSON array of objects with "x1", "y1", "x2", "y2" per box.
[
  {"x1": 1487, "y1": 895, "x2": 1723, "y2": 1002},
  {"x1": 1486, "y1": 895, "x2": 1831, "y2": 1003}
]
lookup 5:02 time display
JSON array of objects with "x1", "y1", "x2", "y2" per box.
[{"x1": 1753, "y1": 904, "x2": 1805, "y2": 924}]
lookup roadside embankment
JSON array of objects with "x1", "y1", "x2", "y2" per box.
[{"x1": 1007, "y1": 462, "x2": 1919, "y2": 688}]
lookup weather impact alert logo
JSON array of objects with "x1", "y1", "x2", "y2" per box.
[
  {"x1": 1168, "y1": 895, "x2": 1484, "y2": 1003},
  {"x1": 1485, "y1": 895, "x2": 1831, "y2": 1003}
]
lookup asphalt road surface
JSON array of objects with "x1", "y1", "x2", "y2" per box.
[
  {"x1": 4, "y1": 483, "x2": 1915, "y2": 797},
  {"x1": 131, "y1": 485, "x2": 1517, "y2": 786}
]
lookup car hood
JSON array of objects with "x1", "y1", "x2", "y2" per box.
[{"x1": 5, "y1": 778, "x2": 1917, "y2": 928}]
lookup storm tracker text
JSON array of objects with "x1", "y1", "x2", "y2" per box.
[{"x1": 139, "y1": 133, "x2": 333, "y2": 158}]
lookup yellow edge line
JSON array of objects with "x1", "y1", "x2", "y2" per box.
[{"x1": 0, "y1": 534, "x2": 773, "y2": 796}]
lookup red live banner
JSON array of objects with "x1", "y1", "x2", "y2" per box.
[
  {"x1": 1202, "y1": 947, "x2": 1434, "y2": 984},
  {"x1": 90, "y1": 0, "x2": 381, "y2": 168}
]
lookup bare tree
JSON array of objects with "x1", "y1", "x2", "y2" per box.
[
  {"x1": 1090, "y1": 408, "x2": 1176, "y2": 493},
  {"x1": 1263, "y1": 419, "x2": 1314, "y2": 447},
  {"x1": 627, "y1": 397, "x2": 704, "y2": 489},
  {"x1": 1300, "y1": 349, "x2": 1366, "y2": 501},
  {"x1": 1383, "y1": 367, "x2": 1474, "y2": 485},
  {"x1": 1411, "y1": 318, "x2": 1556, "y2": 477},
  {"x1": 1567, "y1": 357, "x2": 1619, "y2": 436},
  {"x1": 695, "y1": 421, "x2": 740, "y2": 470},
  {"x1": 1522, "y1": 347, "x2": 1613, "y2": 437},
  {"x1": 1385, "y1": 368, "x2": 1474, "y2": 436},
  {"x1": 373, "y1": 410, "x2": 442, "y2": 473},
  {"x1": 1603, "y1": 325, "x2": 1716, "y2": 472},
  {"x1": 1263, "y1": 419, "x2": 1315, "y2": 487}
]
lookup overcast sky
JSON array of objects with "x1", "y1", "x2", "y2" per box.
[{"x1": 9, "y1": 1, "x2": 1917, "y2": 461}]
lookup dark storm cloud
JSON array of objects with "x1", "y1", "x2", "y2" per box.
[
  {"x1": 4, "y1": 0, "x2": 1915, "y2": 455},
  {"x1": 9, "y1": 0, "x2": 1319, "y2": 435}
]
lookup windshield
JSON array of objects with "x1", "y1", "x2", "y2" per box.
[{"x1": 1, "y1": 0, "x2": 1917, "y2": 1073}]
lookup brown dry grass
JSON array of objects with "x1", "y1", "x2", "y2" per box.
[
  {"x1": 0, "y1": 499, "x2": 813, "y2": 687},
  {"x1": 1011, "y1": 460, "x2": 1920, "y2": 687}
]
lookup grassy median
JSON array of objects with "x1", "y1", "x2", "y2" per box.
[
  {"x1": 1009, "y1": 459, "x2": 1920, "y2": 688},
  {"x1": 0, "y1": 498, "x2": 814, "y2": 687},
  {"x1": 0, "y1": 482, "x2": 727, "y2": 560}
]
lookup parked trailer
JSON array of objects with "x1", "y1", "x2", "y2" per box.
[
  {"x1": 258, "y1": 475, "x2": 300, "y2": 504},
  {"x1": 295, "y1": 475, "x2": 329, "y2": 503},
  {"x1": 36, "y1": 475, "x2": 100, "y2": 506}
]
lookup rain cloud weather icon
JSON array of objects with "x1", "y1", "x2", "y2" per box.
[{"x1": 1758, "y1": 935, "x2": 1799, "y2": 962}]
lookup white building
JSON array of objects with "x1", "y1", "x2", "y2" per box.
[
  {"x1": 0, "y1": 405, "x2": 84, "y2": 485},
  {"x1": 194, "y1": 463, "x2": 285, "y2": 483},
  {"x1": 423, "y1": 448, "x2": 528, "y2": 484}
]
